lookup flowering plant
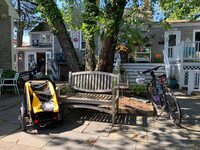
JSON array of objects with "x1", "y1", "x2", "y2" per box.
[
  {"x1": 116, "y1": 44, "x2": 130, "y2": 54},
  {"x1": 154, "y1": 53, "x2": 162, "y2": 63}
]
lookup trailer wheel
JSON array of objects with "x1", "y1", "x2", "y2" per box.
[{"x1": 20, "y1": 103, "x2": 27, "y2": 131}]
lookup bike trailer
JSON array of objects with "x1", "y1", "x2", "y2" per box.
[{"x1": 19, "y1": 80, "x2": 62, "y2": 131}]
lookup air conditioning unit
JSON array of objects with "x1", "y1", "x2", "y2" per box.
[{"x1": 32, "y1": 39, "x2": 39, "y2": 47}]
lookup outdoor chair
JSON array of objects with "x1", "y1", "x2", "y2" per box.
[{"x1": 2, "y1": 72, "x2": 20, "y2": 95}]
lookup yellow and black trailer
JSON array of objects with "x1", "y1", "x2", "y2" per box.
[{"x1": 19, "y1": 80, "x2": 62, "y2": 131}]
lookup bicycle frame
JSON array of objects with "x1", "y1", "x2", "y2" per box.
[{"x1": 136, "y1": 66, "x2": 182, "y2": 126}]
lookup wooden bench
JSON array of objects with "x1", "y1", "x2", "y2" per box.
[{"x1": 59, "y1": 71, "x2": 120, "y2": 125}]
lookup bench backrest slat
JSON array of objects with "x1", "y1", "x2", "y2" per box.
[{"x1": 69, "y1": 71, "x2": 119, "y2": 93}]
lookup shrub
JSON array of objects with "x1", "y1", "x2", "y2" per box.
[
  {"x1": 129, "y1": 84, "x2": 148, "y2": 98},
  {"x1": 60, "y1": 86, "x2": 76, "y2": 95},
  {"x1": 2, "y1": 69, "x2": 16, "y2": 78}
]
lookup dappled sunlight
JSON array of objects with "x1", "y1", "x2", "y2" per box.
[{"x1": 0, "y1": 94, "x2": 200, "y2": 149}]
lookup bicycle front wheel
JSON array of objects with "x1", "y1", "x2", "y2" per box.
[{"x1": 165, "y1": 92, "x2": 182, "y2": 126}]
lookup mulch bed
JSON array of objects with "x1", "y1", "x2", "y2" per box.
[{"x1": 118, "y1": 96, "x2": 155, "y2": 116}]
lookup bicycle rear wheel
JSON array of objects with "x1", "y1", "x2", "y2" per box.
[{"x1": 165, "y1": 92, "x2": 182, "y2": 126}]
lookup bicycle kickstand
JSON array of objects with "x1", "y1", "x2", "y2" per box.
[{"x1": 155, "y1": 108, "x2": 165, "y2": 120}]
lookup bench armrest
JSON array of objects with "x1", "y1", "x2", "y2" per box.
[
  {"x1": 112, "y1": 87, "x2": 120, "y2": 101},
  {"x1": 56, "y1": 83, "x2": 69, "y2": 97}
]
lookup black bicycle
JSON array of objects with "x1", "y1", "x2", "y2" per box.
[{"x1": 136, "y1": 66, "x2": 182, "y2": 126}]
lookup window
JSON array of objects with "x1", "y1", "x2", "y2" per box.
[
  {"x1": 40, "y1": 34, "x2": 51, "y2": 43},
  {"x1": 195, "y1": 32, "x2": 200, "y2": 41},
  {"x1": 169, "y1": 34, "x2": 176, "y2": 46}
]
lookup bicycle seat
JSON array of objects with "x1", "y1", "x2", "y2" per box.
[{"x1": 158, "y1": 74, "x2": 166, "y2": 78}]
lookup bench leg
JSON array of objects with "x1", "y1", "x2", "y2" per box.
[{"x1": 112, "y1": 112, "x2": 115, "y2": 126}]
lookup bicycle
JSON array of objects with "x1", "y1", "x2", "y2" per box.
[{"x1": 136, "y1": 66, "x2": 182, "y2": 126}]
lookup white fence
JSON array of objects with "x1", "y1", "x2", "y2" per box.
[
  {"x1": 163, "y1": 46, "x2": 200, "y2": 93},
  {"x1": 188, "y1": 70, "x2": 200, "y2": 95}
]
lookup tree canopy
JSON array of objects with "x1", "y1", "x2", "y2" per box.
[
  {"x1": 159, "y1": 0, "x2": 200, "y2": 20},
  {"x1": 14, "y1": 0, "x2": 200, "y2": 73}
]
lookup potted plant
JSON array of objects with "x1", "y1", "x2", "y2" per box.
[
  {"x1": 154, "y1": 53, "x2": 162, "y2": 63},
  {"x1": 168, "y1": 75, "x2": 177, "y2": 89},
  {"x1": 116, "y1": 43, "x2": 130, "y2": 63},
  {"x1": 119, "y1": 66, "x2": 126, "y2": 74}
]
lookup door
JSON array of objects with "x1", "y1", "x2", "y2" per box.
[
  {"x1": 164, "y1": 31, "x2": 181, "y2": 59},
  {"x1": 193, "y1": 30, "x2": 200, "y2": 52},
  {"x1": 25, "y1": 52, "x2": 36, "y2": 71}
]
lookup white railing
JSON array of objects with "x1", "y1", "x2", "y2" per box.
[
  {"x1": 164, "y1": 41, "x2": 200, "y2": 90},
  {"x1": 182, "y1": 41, "x2": 200, "y2": 60},
  {"x1": 164, "y1": 41, "x2": 200, "y2": 62},
  {"x1": 165, "y1": 45, "x2": 182, "y2": 63},
  {"x1": 187, "y1": 70, "x2": 200, "y2": 95}
]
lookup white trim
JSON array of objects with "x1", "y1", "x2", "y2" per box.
[
  {"x1": 193, "y1": 29, "x2": 200, "y2": 41},
  {"x1": 164, "y1": 30, "x2": 181, "y2": 61},
  {"x1": 52, "y1": 34, "x2": 54, "y2": 59},
  {"x1": 79, "y1": 31, "x2": 86, "y2": 50},
  {"x1": 30, "y1": 31, "x2": 51, "y2": 34},
  {"x1": 79, "y1": 31, "x2": 82, "y2": 50},
  {"x1": 164, "y1": 30, "x2": 181, "y2": 47},
  {"x1": 25, "y1": 52, "x2": 36, "y2": 71},
  {"x1": 153, "y1": 21, "x2": 200, "y2": 28},
  {"x1": 45, "y1": 51, "x2": 51, "y2": 75},
  {"x1": 11, "y1": 17, "x2": 14, "y2": 70}
]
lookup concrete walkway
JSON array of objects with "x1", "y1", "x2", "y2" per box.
[{"x1": 0, "y1": 90, "x2": 199, "y2": 150}]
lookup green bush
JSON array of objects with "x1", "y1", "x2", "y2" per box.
[
  {"x1": 2, "y1": 70, "x2": 16, "y2": 78},
  {"x1": 129, "y1": 84, "x2": 148, "y2": 97},
  {"x1": 60, "y1": 86, "x2": 76, "y2": 95}
]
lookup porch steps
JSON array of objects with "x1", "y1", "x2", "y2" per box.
[{"x1": 121, "y1": 63, "x2": 166, "y2": 85}]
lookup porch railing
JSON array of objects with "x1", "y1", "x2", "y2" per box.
[
  {"x1": 188, "y1": 70, "x2": 200, "y2": 95},
  {"x1": 164, "y1": 40, "x2": 200, "y2": 62},
  {"x1": 182, "y1": 41, "x2": 200, "y2": 60}
]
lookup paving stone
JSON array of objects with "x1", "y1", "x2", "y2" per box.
[
  {"x1": 147, "y1": 130, "x2": 192, "y2": 147},
  {"x1": 43, "y1": 131, "x2": 98, "y2": 150},
  {"x1": 90, "y1": 136, "x2": 136, "y2": 150},
  {"x1": 0, "y1": 140, "x2": 42, "y2": 150},
  {"x1": 109, "y1": 125, "x2": 148, "y2": 142},
  {"x1": 34, "y1": 120, "x2": 91, "y2": 135},
  {"x1": 82, "y1": 121, "x2": 112, "y2": 137},
  {"x1": 0, "y1": 107, "x2": 20, "y2": 125},
  {"x1": 0, "y1": 140, "x2": 16, "y2": 150},
  {"x1": 135, "y1": 142, "x2": 197, "y2": 150},
  {"x1": 0, "y1": 93, "x2": 200, "y2": 150},
  {"x1": 187, "y1": 131, "x2": 200, "y2": 140},
  {"x1": 1, "y1": 131, "x2": 54, "y2": 148},
  {"x1": 0, "y1": 120, "x2": 19, "y2": 138}
]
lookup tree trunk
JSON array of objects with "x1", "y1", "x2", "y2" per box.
[
  {"x1": 35, "y1": 0, "x2": 79, "y2": 72},
  {"x1": 85, "y1": 38, "x2": 96, "y2": 71},
  {"x1": 96, "y1": 37, "x2": 115, "y2": 72},
  {"x1": 96, "y1": 0, "x2": 127, "y2": 72},
  {"x1": 84, "y1": 0, "x2": 99, "y2": 71},
  {"x1": 17, "y1": 24, "x2": 23, "y2": 47},
  {"x1": 55, "y1": 24, "x2": 80, "y2": 72},
  {"x1": 17, "y1": 0, "x2": 23, "y2": 47}
]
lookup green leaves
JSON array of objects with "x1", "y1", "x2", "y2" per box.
[
  {"x1": 130, "y1": 84, "x2": 147, "y2": 97},
  {"x1": 159, "y1": 0, "x2": 200, "y2": 20}
]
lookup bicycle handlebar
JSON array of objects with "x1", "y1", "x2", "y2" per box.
[{"x1": 142, "y1": 66, "x2": 163, "y2": 74}]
